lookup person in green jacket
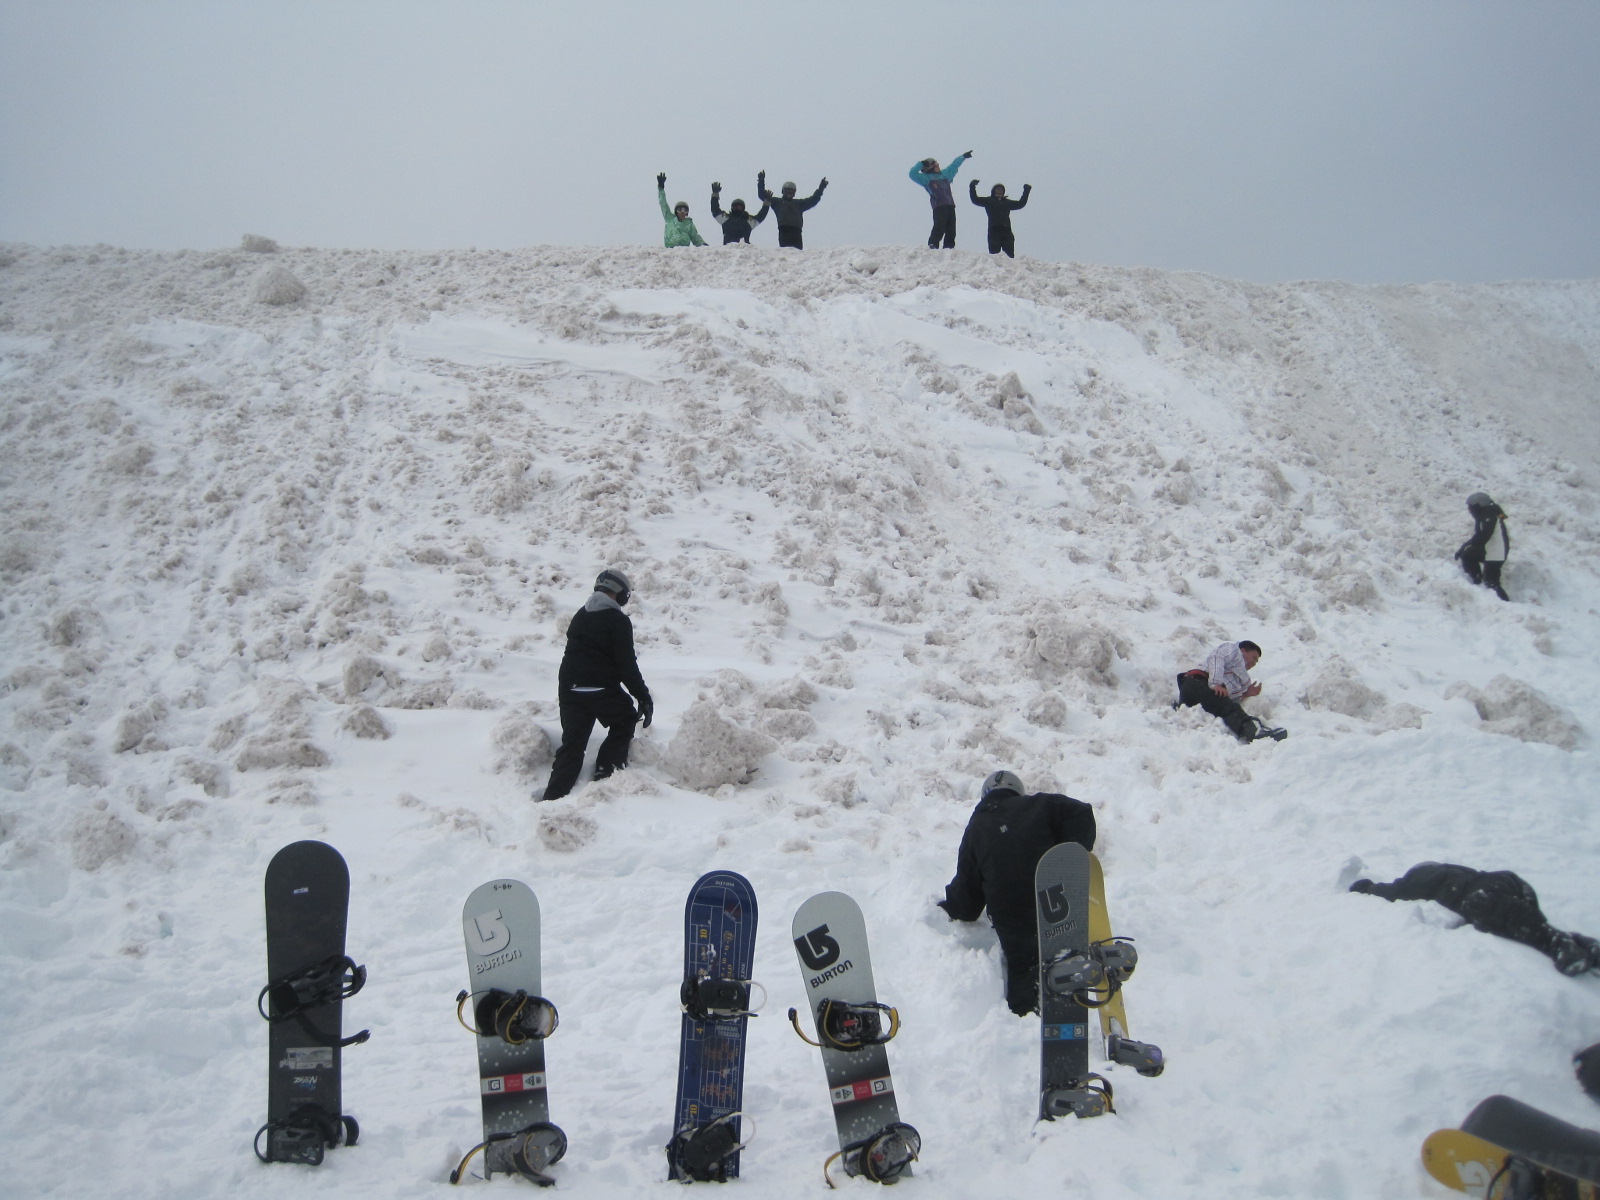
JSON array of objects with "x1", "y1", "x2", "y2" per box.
[{"x1": 656, "y1": 173, "x2": 707, "y2": 247}]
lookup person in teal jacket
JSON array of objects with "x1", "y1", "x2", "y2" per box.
[
  {"x1": 908, "y1": 151, "x2": 972, "y2": 248},
  {"x1": 656, "y1": 173, "x2": 707, "y2": 247}
]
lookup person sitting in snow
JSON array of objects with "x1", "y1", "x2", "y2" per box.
[
  {"x1": 967, "y1": 179, "x2": 1031, "y2": 257},
  {"x1": 1350, "y1": 863, "x2": 1600, "y2": 977},
  {"x1": 908, "y1": 151, "x2": 972, "y2": 249},
  {"x1": 656, "y1": 173, "x2": 707, "y2": 247},
  {"x1": 709, "y1": 182, "x2": 769, "y2": 245},
  {"x1": 1455, "y1": 491, "x2": 1510, "y2": 600},
  {"x1": 540, "y1": 569, "x2": 654, "y2": 801},
  {"x1": 755, "y1": 171, "x2": 827, "y2": 249},
  {"x1": 1173, "y1": 640, "x2": 1285, "y2": 743},
  {"x1": 937, "y1": 770, "x2": 1097, "y2": 1016}
]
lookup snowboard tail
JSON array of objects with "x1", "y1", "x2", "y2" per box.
[{"x1": 1423, "y1": 1096, "x2": 1600, "y2": 1198}]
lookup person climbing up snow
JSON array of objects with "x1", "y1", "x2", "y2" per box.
[
  {"x1": 709, "y1": 182, "x2": 769, "y2": 245},
  {"x1": 1455, "y1": 491, "x2": 1510, "y2": 600},
  {"x1": 968, "y1": 179, "x2": 1031, "y2": 257},
  {"x1": 937, "y1": 770, "x2": 1097, "y2": 1016},
  {"x1": 1174, "y1": 640, "x2": 1286, "y2": 743},
  {"x1": 908, "y1": 151, "x2": 972, "y2": 249},
  {"x1": 656, "y1": 173, "x2": 707, "y2": 247},
  {"x1": 540, "y1": 569, "x2": 654, "y2": 801},
  {"x1": 755, "y1": 171, "x2": 827, "y2": 249},
  {"x1": 1350, "y1": 863, "x2": 1600, "y2": 977}
]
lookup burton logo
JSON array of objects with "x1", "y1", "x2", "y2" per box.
[
  {"x1": 795, "y1": 923, "x2": 841, "y2": 971},
  {"x1": 466, "y1": 907, "x2": 512, "y2": 956},
  {"x1": 1038, "y1": 883, "x2": 1070, "y2": 924}
]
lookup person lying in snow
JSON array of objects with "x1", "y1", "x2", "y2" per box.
[
  {"x1": 656, "y1": 174, "x2": 707, "y2": 247},
  {"x1": 1350, "y1": 862, "x2": 1600, "y2": 976},
  {"x1": 937, "y1": 770, "x2": 1097, "y2": 1016},
  {"x1": 1455, "y1": 491, "x2": 1511, "y2": 600},
  {"x1": 1173, "y1": 640, "x2": 1286, "y2": 743}
]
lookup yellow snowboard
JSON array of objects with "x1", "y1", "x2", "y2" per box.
[
  {"x1": 1086, "y1": 854, "x2": 1131, "y2": 1046},
  {"x1": 1422, "y1": 1126, "x2": 1599, "y2": 1198}
]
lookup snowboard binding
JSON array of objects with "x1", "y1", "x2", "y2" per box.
[
  {"x1": 1044, "y1": 937, "x2": 1138, "y2": 1007},
  {"x1": 1483, "y1": 1154, "x2": 1544, "y2": 1200},
  {"x1": 456, "y1": 987, "x2": 560, "y2": 1044},
  {"x1": 254, "y1": 1103, "x2": 360, "y2": 1165},
  {"x1": 824, "y1": 1121, "x2": 921, "y2": 1188},
  {"x1": 1107, "y1": 1033, "x2": 1166, "y2": 1077},
  {"x1": 450, "y1": 1121, "x2": 568, "y2": 1187},
  {"x1": 681, "y1": 974, "x2": 763, "y2": 1020},
  {"x1": 1040, "y1": 1074, "x2": 1116, "y2": 1120},
  {"x1": 788, "y1": 998, "x2": 900, "y2": 1051},
  {"x1": 257, "y1": 954, "x2": 371, "y2": 1047},
  {"x1": 666, "y1": 1111, "x2": 753, "y2": 1183}
]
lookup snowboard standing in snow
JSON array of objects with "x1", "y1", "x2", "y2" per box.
[
  {"x1": 1423, "y1": 1095, "x2": 1600, "y2": 1198},
  {"x1": 1035, "y1": 841, "x2": 1114, "y2": 1120},
  {"x1": 668, "y1": 870, "x2": 760, "y2": 1183},
  {"x1": 450, "y1": 879, "x2": 566, "y2": 1186},
  {"x1": 788, "y1": 891, "x2": 920, "y2": 1186},
  {"x1": 256, "y1": 840, "x2": 369, "y2": 1165},
  {"x1": 1087, "y1": 854, "x2": 1164, "y2": 1079}
]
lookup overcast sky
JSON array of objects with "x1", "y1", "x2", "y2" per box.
[{"x1": 2, "y1": 1, "x2": 1596, "y2": 284}]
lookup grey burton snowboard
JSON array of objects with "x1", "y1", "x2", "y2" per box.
[{"x1": 1035, "y1": 841, "x2": 1113, "y2": 1120}]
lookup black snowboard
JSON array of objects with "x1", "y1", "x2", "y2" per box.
[{"x1": 256, "y1": 840, "x2": 368, "y2": 1164}]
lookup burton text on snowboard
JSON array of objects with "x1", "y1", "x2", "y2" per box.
[
  {"x1": 256, "y1": 840, "x2": 369, "y2": 1164},
  {"x1": 789, "y1": 891, "x2": 919, "y2": 1186},
  {"x1": 668, "y1": 870, "x2": 759, "y2": 1182},
  {"x1": 451, "y1": 878, "x2": 566, "y2": 1187}
]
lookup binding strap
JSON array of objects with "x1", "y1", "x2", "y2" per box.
[
  {"x1": 254, "y1": 1105, "x2": 359, "y2": 1165},
  {"x1": 824, "y1": 1121, "x2": 921, "y2": 1188},
  {"x1": 788, "y1": 1000, "x2": 900, "y2": 1051},
  {"x1": 455, "y1": 988, "x2": 559, "y2": 1044},
  {"x1": 450, "y1": 1121, "x2": 567, "y2": 1187},
  {"x1": 666, "y1": 1112, "x2": 754, "y2": 1183}
]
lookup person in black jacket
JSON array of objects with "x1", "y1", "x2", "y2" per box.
[
  {"x1": 968, "y1": 180, "x2": 1031, "y2": 257},
  {"x1": 709, "y1": 182, "x2": 769, "y2": 244},
  {"x1": 938, "y1": 770, "x2": 1098, "y2": 1015},
  {"x1": 1350, "y1": 863, "x2": 1600, "y2": 976},
  {"x1": 540, "y1": 569, "x2": 654, "y2": 801},
  {"x1": 1455, "y1": 491, "x2": 1511, "y2": 600},
  {"x1": 755, "y1": 170, "x2": 827, "y2": 249}
]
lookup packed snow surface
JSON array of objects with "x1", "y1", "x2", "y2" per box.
[{"x1": 1, "y1": 240, "x2": 1598, "y2": 1198}]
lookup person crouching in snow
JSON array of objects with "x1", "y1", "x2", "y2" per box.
[
  {"x1": 656, "y1": 173, "x2": 706, "y2": 247},
  {"x1": 710, "y1": 182, "x2": 769, "y2": 245},
  {"x1": 1455, "y1": 491, "x2": 1510, "y2": 600},
  {"x1": 1173, "y1": 640, "x2": 1286, "y2": 742}
]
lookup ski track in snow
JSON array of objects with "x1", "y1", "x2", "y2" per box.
[{"x1": 1, "y1": 241, "x2": 1598, "y2": 1198}]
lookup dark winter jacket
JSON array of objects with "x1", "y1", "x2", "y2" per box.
[
  {"x1": 939, "y1": 789, "x2": 1096, "y2": 934},
  {"x1": 557, "y1": 595, "x2": 652, "y2": 707},
  {"x1": 969, "y1": 181, "x2": 1031, "y2": 233},
  {"x1": 711, "y1": 193, "x2": 770, "y2": 244},
  {"x1": 1461, "y1": 506, "x2": 1510, "y2": 564},
  {"x1": 756, "y1": 176, "x2": 826, "y2": 229}
]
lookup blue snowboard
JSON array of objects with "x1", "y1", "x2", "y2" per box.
[{"x1": 668, "y1": 870, "x2": 758, "y2": 1182}]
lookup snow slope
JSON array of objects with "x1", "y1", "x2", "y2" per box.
[{"x1": 1, "y1": 240, "x2": 1598, "y2": 1199}]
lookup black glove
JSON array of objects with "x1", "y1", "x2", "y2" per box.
[
  {"x1": 657, "y1": 172, "x2": 666, "y2": 189},
  {"x1": 819, "y1": 177, "x2": 828, "y2": 189},
  {"x1": 639, "y1": 697, "x2": 654, "y2": 729},
  {"x1": 963, "y1": 150, "x2": 974, "y2": 158},
  {"x1": 711, "y1": 181, "x2": 721, "y2": 192}
]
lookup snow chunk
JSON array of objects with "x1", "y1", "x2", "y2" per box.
[
  {"x1": 1444, "y1": 675, "x2": 1583, "y2": 750},
  {"x1": 71, "y1": 807, "x2": 137, "y2": 871},
  {"x1": 664, "y1": 700, "x2": 777, "y2": 791},
  {"x1": 240, "y1": 234, "x2": 279, "y2": 253},
  {"x1": 250, "y1": 263, "x2": 307, "y2": 306},
  {"x1": 492, "y1": 707, "x2": 554, "y2": 775},
  {"x1": 1027, "y1": 613, "x2": 1124, "y2": 686}
]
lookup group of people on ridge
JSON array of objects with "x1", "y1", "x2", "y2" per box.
[{"x1": 655, "y1": 151, "x2": 1032, "y2": 256}]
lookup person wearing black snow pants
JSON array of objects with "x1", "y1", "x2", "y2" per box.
[
  {"x1": 938, "y1": 770, "x2": 1098, "y2": 1016},
  {"x1": 1350, "y1": 863, "x2": 1600, "y2": 976},
  {"x1": 540, "y1": 569, "x2": 654, "y2": 801},
  {"x1": 909, "y1": 152, "x2": 972, "y2": 249},
  {"x1": 968, "y1": 180, "x2": 1031, "y2": 257},
  {"x1": 756, "y1": 171, "x2": 827, "y2": 249},
  {"x1": 1455, "y1": 491, "x2": 1511, "y2": 601},
  {"x1": 1174, "y1": 639, "x2": 1283, "y2": 742}
]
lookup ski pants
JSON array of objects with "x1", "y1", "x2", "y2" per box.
[
  {"x1": 987, "y1": 228, "x2": 1015, "y2": 257},
  {"x1": 1175, "y1": 672, "x2": 1257, "y2": 740},
  {"x1": 542, "y1": 686, "x2": 638, "y2": 801},
  {"x1": 929, "y1": 205, "x2": 956, "y2": 249},
  {"x1": 777, "y1": 224, "x2": 803, "y2": 249},
  {"x1": 1456, "y1": 545, "x2": 1509, "y2": 600}
]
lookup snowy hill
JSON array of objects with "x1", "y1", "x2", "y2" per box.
[{"x1": 1, "y1": 240, "x2": 1598, "y2": 1199}]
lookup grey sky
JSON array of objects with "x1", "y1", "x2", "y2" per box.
[{"x1": 2, "y1": 1, "x2": 1596, "y2": 284}]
